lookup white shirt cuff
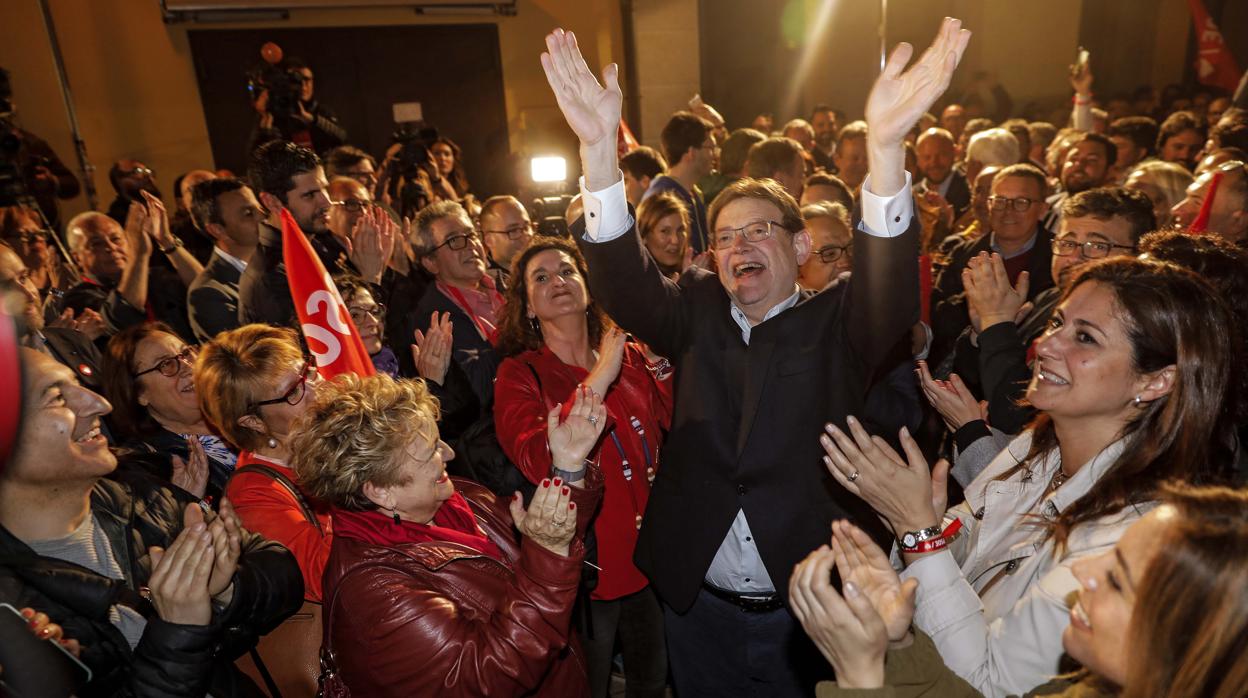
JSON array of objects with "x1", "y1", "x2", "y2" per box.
[
  {"x1": 858, "y1": 171, "x2": 915, "y2": 238},
  {"x1": 579, "y1": 174, "x2": 633, "y2": 242}
]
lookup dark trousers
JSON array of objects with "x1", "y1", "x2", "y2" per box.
[
  {"x1": 663, "y1": 588, "x2": 831, "y2": 697},
  {"x1": 584, "y1": 586, "x2": 668, "y2": 698}
]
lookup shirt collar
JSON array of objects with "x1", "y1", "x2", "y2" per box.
[
  {"x1": 214, "y1": 246, "x2": 248, "y2": 272},
  {"x1": 989, "y1": 229, "x2": 1039, "y2": 259},
  {"x1": 730, "y1": 286, "x2": 802, "y2": 342}
]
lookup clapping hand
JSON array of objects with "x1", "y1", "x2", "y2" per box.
[
  {"x1": 123, "y1": 200, "x2": 152, "y2": 259},
  {"x1": 820, "y1": 417, "x2": 945, "y2": 537},
  {"x1": 349, "y1": 205, "x2": 398, "y2": 283},
  {"x1": 170, "y1": 436, "x2": 210, "y2": 499},
  {"x1": 510, "y1": 476, "x2": 578, "y2": 557},
  {"x1": 181, "y1": 499, "x2": 243, "y2": 605},
  {"x1": 139, "y1": 191, "x2": 174, "y2": 250},
  {"x1": 963, "y1": 252, "x2": 1030, "y2": 332},
  {"x1": 148, "y1": 508, "x2": 216, "y2": 626},
  {"x1": 585, "y1": 326, "x2": 626, "y2": 396},
  {"x1": 412, "y1": 311, "x2": 453, "y2": 386},
  {"x1": 547, "y1": 384, "x2": 608, "y2": 473},
  {"x1": 916, "y1": 360, "x2": 988, "y2": 434}
]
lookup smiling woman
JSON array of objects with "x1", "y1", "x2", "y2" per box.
[
  {"x1": 100, "y1": 322, "x2": 238, "y2": 501},
  {"x1": 818, "y1": 256, "x2": 1239, "y2": 695}
]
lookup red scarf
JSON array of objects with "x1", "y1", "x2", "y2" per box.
[
  {"x1": 331, "y1": 492, "x2": 502, "y2": 559},
  {"x1": 437, "y1": 278, "x2": 505, "y2": 347}
]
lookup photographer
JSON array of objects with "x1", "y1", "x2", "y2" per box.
[
  {"x1": 376, "y1": 126, "x2": 460, "y2": 220},
  {"x1": 247, "y1": 58, "x2": 346, "y2": 158},
  {"x1": 0, "y1": 67, "x2": 81, "y2": 231}
]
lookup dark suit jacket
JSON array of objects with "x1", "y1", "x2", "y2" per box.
[
  {"x1": 943, "y1": 171, "x2": 971, "y2": 217},
  {"x1": 237, "y1": 222, "x2": 348, "y2": 329},
  {"x1": 187, "y1": 249, "x2": 243, "y2": 343},
  {"x1": 575, "y1": 210, "x2": 919, "y2": 612},
  {"x1": 403, "y1": 283, "x2": 502, "y2": 408},
  {"x1": 928, "y1": 225, "x2": 1055, "y2": 368}
]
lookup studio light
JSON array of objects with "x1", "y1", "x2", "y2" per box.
[{"x1": 530, "y1": 156, "x2": 568, "y2": 183}]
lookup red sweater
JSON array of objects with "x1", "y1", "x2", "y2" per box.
[
  {"x1": 494, "y1": 342, "x2": 672, "y2": 600},
  {"x1": 226, "y1": 452, "x2": 334, "y2": 601}
]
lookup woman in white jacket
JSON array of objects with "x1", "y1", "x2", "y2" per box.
[{"x1": 818, "y1": 256, "x2": 1238, "y2": 697}]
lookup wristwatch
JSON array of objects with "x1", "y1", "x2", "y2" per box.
[
  {"x1": 159, "y1": 236, "x2": 184, "y2": 254},
  {"x1": 900, "y1": 525, "x2": 943, "y2": 550}
]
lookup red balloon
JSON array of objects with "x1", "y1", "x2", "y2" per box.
[{"x1": 260, "y1": 42, "x2": 283, "y2": 65}]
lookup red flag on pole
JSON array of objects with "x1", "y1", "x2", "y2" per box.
[
  {"x1": 1186, "y1": 0, "x2": 1242, "y2": 93},
  {"x1": 618, "y1": 120, "x2": 640, "y2": 158},
  {"x1": 280, "y1": 208, "x2": 375, "y2": 380}
]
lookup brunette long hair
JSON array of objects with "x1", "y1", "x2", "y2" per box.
[
  {"x1": 1023, "y1": 257, "x2": 1237, "y2": 548},
  {"x1": 1124, "y1": 483, "x2": 1248, "y2": 698},
  {"x1": 496, "y1": 236, "x2": 611, "y2": 358}
]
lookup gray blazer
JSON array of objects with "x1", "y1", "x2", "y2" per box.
[{"x1": 187, "y1": 248, "x2": 243, "y2": 343}]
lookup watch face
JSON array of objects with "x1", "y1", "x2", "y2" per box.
[{"x1": 902, "y1": 533, "x2": 917, "y2": 548}]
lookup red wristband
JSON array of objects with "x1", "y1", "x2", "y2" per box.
[{"x1": 901, "y1": 518, "x2": 963, "y2": 554}]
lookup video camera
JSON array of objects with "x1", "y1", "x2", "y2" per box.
[{"x1": 246, "y1": 62, "x2": 303, "y2": 119}]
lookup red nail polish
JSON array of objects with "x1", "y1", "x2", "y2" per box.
[
  {"x1": 553, "y1": 477, "x2": 562, "y2": 487},
  {"x1": 569, "y1": 502, "x2": 576, "y2": 510},
  {"x1": 562, "y1": 486, "x2": 570, "y2": 496},
  {"x1": 542, "y1": 479, "x2": 551, "y2": 488}
]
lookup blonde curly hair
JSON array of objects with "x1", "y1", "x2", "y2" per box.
[{"x1": 290, "y1": 373, "x2": 441, "y2": 511}]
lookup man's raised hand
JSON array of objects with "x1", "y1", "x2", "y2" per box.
[
  {"x1": 541, "y1": 29, "x2": 622, "y2": 149},
  {"x1": 865, "y1": 18, "x2": 971, "y2": 149}
]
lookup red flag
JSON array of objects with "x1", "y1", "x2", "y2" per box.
[
  {"x1": 618, "y1": 119, "x2": 640, "y2": 158},
  {"x1": 280, "y1": 209, "x2": 375, "y2": 379},
  {"x1": 1186, "y1": 0, "x2": 1242, "y2": 93},
  {"x1": 1188, "y1": 170, "x2": 1224, "y2": 235}
]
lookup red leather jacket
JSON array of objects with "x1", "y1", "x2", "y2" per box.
[{"x1": 321, "y1": 473, "x2": 602, "y2": 697}]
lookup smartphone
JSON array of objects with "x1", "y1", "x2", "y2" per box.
[
  {"x1": 0, "y1": 603, "x2": 92, "y2": 697},
  {"x1": 1074, "y1": 47, "x2": 1090, "y2": 73}
]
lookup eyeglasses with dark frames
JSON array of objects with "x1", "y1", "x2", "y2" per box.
[
  {"x1": 712, "y1": 220, "x2": 789, "y2": 250},
  {"x1": 133, "y1": 346, "x2": 197, "y2": 378},
  {"x1": 431, "y1": 230, "x2": 479, "y2": 253},
  {"x1": 815, "y1": 243, "x2": 853, "y2": 264},
  {"x1": 483, "y1": 222, "x2": 534, "y2": 240},
  {"x1": 1051, "y1": 238, "x2": 1135, "y2": 259},
  {"x1": 254, "y1": 362, "x2": 318, "y2": 409},
  {"x1": 987, "y1": 195, "x2": 1038, "y2": 212}
]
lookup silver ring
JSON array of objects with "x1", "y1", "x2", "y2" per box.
[
  {"x1": 848, "y1": 470, "x2": 860, "y2": 482},
  {"x1": 554, "y1": 520, "x2": 566, "y2": 527},
  {"x1": 588, "y1": 415, "x2": 599, "y2": 425}
]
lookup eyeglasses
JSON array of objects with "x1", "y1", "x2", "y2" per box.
[
  {"x1": 347, "y1": 302, "x2": 386, "y2": 323},
  {"x1": 815, "y1": 243, "x2": 852, "y2": 263},
  {"x1": 483, "y1": 222, "x2": 534, "y2": 240},
  {"x1": 6, "y1": 231, "x2": 48, "y2": 245},
  {"x1": 987, "y1": 196, "x2": 1038, "y2": 212},
  {"x1": 712, "y1": 220, "x2": 788, "y2": 250},
  {"x1": 123, "y1": 166, "x2": 154, "y2": 178},
  {"x1": 1051, "y1": 238, "x2": 1135, "y2": 259},
  {"x1": 334, "y1": 199, "x2": 369, "y2": 213},
  {"x1": 432, "y1": 230, "x2": 479, "y2": 253},
  {"x1": 134, "y1": 346, "x2": 197, "y2": 378},
  {"x1": 254, "y1": 362, "x2": 318, "y2": 409}
]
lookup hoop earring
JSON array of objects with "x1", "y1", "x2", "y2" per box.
[{"x1": 390, "y1": 506, "x2": 401, "y2": 525}]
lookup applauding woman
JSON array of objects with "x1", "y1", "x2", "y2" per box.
[
  {"x1": 790, "y1": 484, "x2": 1248, "y2": 697},
  {"x1": 819, "y1": 257, "x2": 1238, "y2": 696},
  {"x1": 494, "y1": 237, "x2": 673, "y2": 698},
  {"x1": 293, "y1": 373, "x2": 605, "y2": 697}
]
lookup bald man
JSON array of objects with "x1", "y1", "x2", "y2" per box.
[{"x1": 916, "y1": 127, "x2": 970, "y2": 216}]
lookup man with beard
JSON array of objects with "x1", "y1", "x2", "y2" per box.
[
  {"x1": 238, "y1": 141, "x2": 392, "y2": 328},
  {"x1": 1042, "y1": 132, "x2": 1116, "y2": 233},
  {"x1": 810, "y1": 104, "x2": 839, "y2": 172}
]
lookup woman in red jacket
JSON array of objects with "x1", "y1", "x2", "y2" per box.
[
  {"x1": 494, "y1": 237, "x2": 673, "y2": 698},
  {"x1": 195, "y1": 324, "x2": 331, "y2": 601},
  {"x1": 294, "y1": 372, "x2": 606, "y2": 697}
]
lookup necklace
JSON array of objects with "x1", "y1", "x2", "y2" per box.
[{"x1": 1047, "y1": 468, "x2": 1072, "y2": 492}]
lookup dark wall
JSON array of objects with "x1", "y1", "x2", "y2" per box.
[{"x1": 187, "y1": 24, "x2": 510, "y2": 197}]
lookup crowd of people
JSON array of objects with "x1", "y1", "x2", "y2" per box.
[{"x1": 1, "y1": 14, "x2": 1247, "y2": 698}]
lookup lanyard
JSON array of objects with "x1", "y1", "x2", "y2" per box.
[{"x1": 606, "y1": 415, "x2": 657, "y2": 530}]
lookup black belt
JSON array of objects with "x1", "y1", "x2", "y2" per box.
[{"x1": 701, "y1": 582, "x2": 785, "y2": 612}]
